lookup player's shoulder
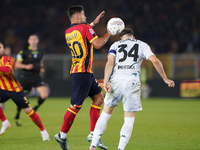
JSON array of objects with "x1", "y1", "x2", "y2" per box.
[
  {"x1": 135, "y1": 39, "x2": 150, "y2": 47},
  {"x1": 1, "y1": 55, "x2": 9, "y2": 62},
  {"x1": 65, "y1": 23, "x2": 89, "y2": 33},
  {"x1": 18, "y1": 49, "x2": 24, "y2": 54}
]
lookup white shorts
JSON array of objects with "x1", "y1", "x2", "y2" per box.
[{"x1": 104, "y1": 79, "x2": 142, "y2": 112}]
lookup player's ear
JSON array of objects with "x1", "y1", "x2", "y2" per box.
[{"x1": 75, "y1": 13, "x2": 80, "y2": 20}]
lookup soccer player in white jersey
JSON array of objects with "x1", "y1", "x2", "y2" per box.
[{"x1": 89, "y1": 28, "x2": 175, "y2": 150}]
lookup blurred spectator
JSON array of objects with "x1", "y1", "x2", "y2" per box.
[{"x1": 0, "y1": 0, "x2": 199, "y2": 54}]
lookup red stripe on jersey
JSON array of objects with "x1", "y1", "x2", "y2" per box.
[
  {"x1": 0, "y1": 76, "x2": 8, "y2": 90},
  {"x1": 74, "y1": 65, "x2": 79, "y2": 73},
  {"x1": 82, "y1": 58, "x2": 85, "y2": 72},
  {"x1": 5, "y1": 74, "x2": 16, "y2": 91},
  {"x1": 87, "y1": 50, "x2": 92, "y2": 72}
]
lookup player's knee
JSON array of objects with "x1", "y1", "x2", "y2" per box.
[
  {"x1": 93, "y1": 97, "x2": 104, "y2": 105},
  {"x1": 23, "y1": 106, "x2": 32, "y2": 114},
  {"x1": 70, "y1": 105, "x2": 81, "y2": 111},
  {"x1": 40, "y1": 92, "x2": 48, "y2": 99}
]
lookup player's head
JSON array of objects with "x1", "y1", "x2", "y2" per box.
[
  {"x1": 0, "y1": 42, "x2": 4, "y2": 58},
  {"x1": 67, "y1": 5, "x2": 86, "y2": 23},
  {"x1": 4, "y1": 45, "x2": 11, "y2": 56},
  {"x1": 120, "y1": 28, "x2": 135, "y2": 39},
  {"x1": 28, "y1": 34, "x2": 39, "y2": 47}
]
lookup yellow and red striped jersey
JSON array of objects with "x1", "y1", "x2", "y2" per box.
[
  {"x1": 0, "y1": 55, "x2": 22, "y2": 92},
  {"x1": 65, "y1": 23, "x2": 98, "y2": 74}
]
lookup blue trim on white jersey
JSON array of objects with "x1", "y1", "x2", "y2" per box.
[{"x1": 109, "y1": 49, "x2": 116, "y2": 55}]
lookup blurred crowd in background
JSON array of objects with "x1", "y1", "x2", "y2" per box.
[{"x1": 0, "y1": 0, "x2": 200, "y2": 55}]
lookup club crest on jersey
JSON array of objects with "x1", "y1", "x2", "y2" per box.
[
  {"x1": 33, "y1": 54, "x2": 38, "y2": 58},
  {"x1": 89, "y1": 29, "x2": 95, "y2": 35},
  {"x1": 28, "y1": 55, "x2": 32, "y2": 58}
]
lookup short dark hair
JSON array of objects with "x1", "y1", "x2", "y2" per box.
[
  {"x1": 29, "y1": 34, "x2": 39, "y2": 39},
  {"x1": 120, "y1": 28, "x2": 134, "y2": 37},
  {"x1": 0, "y1": 41, "x2": 3, "y2": 45},
  {"x1": 67, "y1": 5, "x2": 84, "y2": 19}
]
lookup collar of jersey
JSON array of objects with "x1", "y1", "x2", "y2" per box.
[
  {"x1": 28, "y1": 46, "x2": 38, "y2": 50},
  {"x1": 70, "y1": 23, "x2": 87, "y2": 27}
]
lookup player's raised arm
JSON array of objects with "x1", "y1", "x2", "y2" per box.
[
  {"x1": 91, "y1": 32, "x2": 111, "y2": 49},
  {"x1": 0, "y1": 65, "x2": 12, "y2": 73},
  {"x1": 148, "y1": 55, "x2": 175, "y2": 88},
  {"x1": 104, "y1": 54, "x2": 115, "y2": 93},
  {"x1": 90, "y1": 11, "x2": 105, "y2": 27}
]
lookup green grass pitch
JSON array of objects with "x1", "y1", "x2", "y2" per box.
[{"x1": 0, "y1": 97, "x2": 200, "y2": 150}]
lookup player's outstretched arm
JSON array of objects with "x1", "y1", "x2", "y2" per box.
[
  {"x1": 104, "y1": 54, "x2": 115, "y2": 93},
  {"x1": 90, "y1": 11, "x2": 105, "y2": 27},
  {"x1": 148, "y1": 55, "x2": 175, "y2": 88},
  {"x1": 15, "y1": 60, "x2": 33, "y2": 70}
]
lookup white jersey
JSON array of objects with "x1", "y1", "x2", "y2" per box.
[{"x1": 108, "y1": 38, "x2": 154, "y2": 82}]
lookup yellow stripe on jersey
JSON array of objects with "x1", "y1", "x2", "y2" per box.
[
  {"x1": 0, "y1": 74, "x2": 4, "y2": 88},
  {"x1": 68, "y1": 108, "x2": 78, "y2": 115},
  {"x1": 91, "y1": 104, "x2": 102, "y2": 110},
  {"x1": 9, "y1": 74, "x2": 21, "y2": 92},
  {"x1": 2, "y1": 75, "x2": 12, "y2": 90},
  {"x1": 66, "y1": 29, "x2": 95, "y2": 74},
  {"x1": 90, "y1": 36, "x2": 98, "y2": 43}
]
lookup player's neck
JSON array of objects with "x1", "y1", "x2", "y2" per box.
[
  {"x1": 71, "y1": 21, "x2": 82, "y2": 24},
  {"x1": 29, "y1": 46, "x2": 38, "y2": 51}
]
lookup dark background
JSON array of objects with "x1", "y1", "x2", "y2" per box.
[{"x1": 0, "y1": 0, "x2": 200, "y2": 55}]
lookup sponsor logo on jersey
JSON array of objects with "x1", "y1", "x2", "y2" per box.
[
  {"x1": 89, "y1": 29, "x2": 95, "y2": 35},
  {"x1": 118, "y1": 65, "x2": 135, "y2": 69}
]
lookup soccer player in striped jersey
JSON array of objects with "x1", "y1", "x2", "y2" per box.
[
  {"x1": 54, "y1": 5, "x2": 110, "y2": 150},
  {"x1": 0, "y1": 42, "x2": 50, "y2": 141},
  {"x1": 89, "y1": 28, "x2": 175, "y2": 150},
  {"x1": 0, "y1": 45, "x2": 15, "y2": 110}
]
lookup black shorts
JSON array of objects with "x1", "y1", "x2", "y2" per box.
[
  {"x1": 0, "y1": 89, "x2": 30, "y2": 108},
  {"x1": 18, "y1": 74, "x2": 45, "y2": 94},
  {"x1": 70, "y1": 73, "x2": 102, "y2": 108}
]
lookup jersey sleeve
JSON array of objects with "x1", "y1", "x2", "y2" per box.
[
  {"x1": 85, "y1": 24, "x2": 98, "y2": 43},
  {"x1": 108, "y1": 43, "x2": 117, "y2": 56},
  {"x1": 0, "y1": 56, "x2": 13, "y2": 72},
  {"x1": 16, "y1": 50, "x2": 24, "y2": 61},
  {"x1": 142, "y1": 43, "x2": 155, "y2": 60}
]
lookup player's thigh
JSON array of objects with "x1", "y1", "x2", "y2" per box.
[
  {"x1": 36, "y1": 86, "x2": 48, "y2": 99},
  {"x1": 9, "y1": 90, "x2": 31, "y2": 109},
  {"x1": 70, "y1": 73, "x2": 93, "y2": 107},
  {"x1": 88, "y1": 75, "x2": 102, "y2": 98},
  {"x1": 104, "y1": 80, "x2": 122, "y2": 107},
  {"x1": 122, "y1": 83, "x2": 142, "y2": 112},
  {"x1": 0, "y1": 89, "x2": 10, "y2": 103}
]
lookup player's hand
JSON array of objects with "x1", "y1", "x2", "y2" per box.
[
  {"x1": 103, "y1": 82, "x2": 112, "y2": 93},
  {"x1": 26, "y1": 64, "x2": 33, "y2": 70},
  {"x1": 40, "y1": 68, "x2": 45, "y2": 73},
  {"x1": 164, "y1": 79, "x2": 175, "y2": 88},
  {"x1": 93, "y1": 11, "x2": 105, "y2": 25}
]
